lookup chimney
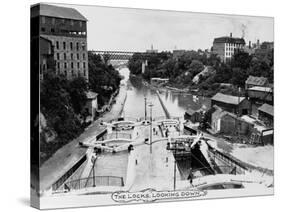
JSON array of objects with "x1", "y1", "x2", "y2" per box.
[
  {"x1": 257, "y1": 39, "x2": 260, "y2": 47},
  {"x1": 230, "y1": 32, "x2": 232, "y2": 38},
  {"x1": 249, "y1": 41, "x2": 251, "y2": 49}
]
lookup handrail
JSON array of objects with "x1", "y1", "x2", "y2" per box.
[
  {"x1": 64, "y1": 176, "x2": 124, "y2": 191},
  {"x1": 105, "y1": 132, "x2": 132, "y2": 140},
  {"x1": 190, "y1": 166, "x2": 239, "y2": 178}
]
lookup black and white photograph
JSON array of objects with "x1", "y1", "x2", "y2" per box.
[{"x1": 30, "y1": 2, "x2": 274, "y2": 209}]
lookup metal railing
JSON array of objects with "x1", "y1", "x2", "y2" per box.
[
  {"x1": 190, "y1": 166, "x2": 239, "y2": 179},
  {"x1": 110, "y1": 117, "x2": 138, "y2": 123},
  {"x1": 206, "y1": 143, "x2": 248, "y2": 175},
  {"x1": 64, "y1": 176, "x2": 124, "y2": 191},
  {"x1": 105, "y1": 132, "x2": 132, "y2": 140}
]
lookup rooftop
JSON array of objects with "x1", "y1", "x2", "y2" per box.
[
  {"x1": 246, "y1": 75, "x2": 268, "y2": 86},
  {"x1": 32, "y1": 3, "x2": 87, "y2": 21},
  {"x1": 211, "y1": 93, "x2": 245, "y2": 105},
  {"x1": 86, "y1": 91, "x2": 98, "y2": 99},
  {"x1": 213, "y1": 36, "x2": 245, "y2": 45},
  {"x1": 185, "y1": 108, "x2": 196, "y2": 116},
  {"x1": 248, "y1": 86, "x2": 273, "y2": 93},
  {"x1": 258, "y1": 103, "x2": 274, "y2": 117}
]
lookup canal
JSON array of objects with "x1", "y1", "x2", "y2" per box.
[{"x1": 119, "y1": 67, "x2": 211, "y2": 119}]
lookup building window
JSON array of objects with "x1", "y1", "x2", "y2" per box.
[
  {"x1": 70, "y1": 42, "x2": 73, "y2": 50},
  {"x1": 57, "y1": 62, "x2": 60, "y2": 70},
  {"x1": 83, "y1": 62, "x2": 86, "y2": 69},
  {"x1": 64, "y1": 63, "x2": 67, "y2": 68},
  {"x1": 56, "y1": 41, "x2": 59, "y2": 49},
  {"x1": 63, "y1": 42, "x2": 66, "y2": 50},
  {"x1": 77, "y1": 53, "x2": 79, "y2": 60},
  {"x1": 51, "y1": 28, "x2": 55, "y2": 33},
  {"x1": 82, "y1": 43, "x2": 86, "y2": 51},
  {"x1": 83, "y1": 53, "x2": 86, "y2": 60},
  {"x1": 57, "y1": 53, "x2": 60, "y2": 60},
  {"x1": 71, "y1": 53, "x2": 73, "y2": 60},
  {"x1": 77, "y1": 62, "x2": 80, "y2": 69},
  {"x1": 76, "y1": 42, "x2": 79, "y2": 51},
  {"x1": 71, "y1": 62, "x2": 74, "y2": 69},
  {"x1": 64, "y1": 53, "x2": 66, "y2": 60}
]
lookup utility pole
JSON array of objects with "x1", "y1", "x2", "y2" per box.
[
  {"x1": 148, "y1": 103, "x2": 154, "y2": 154},
  {"x1": 237, "y1": 87, "x2": 241, "y2": 140},
  {"x1": 91, "y1": 155, "x2": 98, "y2": 187},
  {"x1": 144, "y1": 97, "x2": 147, "y2": 120},
  {"x1": 173, "y1": 141, "x2": 177, "y2": 191}
]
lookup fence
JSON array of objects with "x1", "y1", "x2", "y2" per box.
[
  {"x1": 206, "y1": 143, "x2": 248, "y2": 175},
  {"x1": 64, "y1": 176, "x2": 124, "y2": 191},
  {"x1": 105, "y1": 132, "x2": 132, "y2": 140}
]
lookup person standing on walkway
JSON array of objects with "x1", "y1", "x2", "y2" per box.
[{"x1": 187, "y1": 168, "x2": 194, "y2": 187}]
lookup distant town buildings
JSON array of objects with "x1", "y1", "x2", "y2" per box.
[
  {"x1": 31, "y1": 4, "x2": 89, "y2": 81},
  {"x1": 146, "y1": 44, "x2": 158, "y2": 53},
  {"x1": 212, "y1": 33, "x2": 245, "y2": 62},
  {"x1": 172, "y1": 49, "x2": 186, "y2": 58}
]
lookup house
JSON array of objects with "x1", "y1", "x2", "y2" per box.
[
  {"x1": 211, "y1": 93, "x2": 250, "y2": 116},
  {"x1": 184, "y1": 109, "x2": 202, "y2": 123},
  {"x1": 245, "y1": 76, "x2": 268, "y2": 89},
  {"x1": 258, "y1": 103, "x2": 273, "y2": 127},
  {"x1": 150, "y1": 78, "x2": 169, "y2": 86},
  {"x1": 84, "y1": 91, "x2": 98, "y2": 121},
  {"x1": 247, "y1": 86, "x2": 273, "y2": 103},
  {"x1": 211, "y1": 106, "x2": 253, "y2": 135},
  {"x1": 240, "y1": 114, "x2": 273, "y2": 145}
]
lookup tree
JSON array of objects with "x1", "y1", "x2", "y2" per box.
[
  {"x1": 231, "y1": 51, "x2": 252, "y2": 69},
  {"x1": 67, "y1": 77, "x2": 88, "y2": 114},
  {"x1": 88, "y1": 52, "x2": 121, "y2": 106},
  {"x1": 231, "y1": 67, "x2": 248, "y2": 87},
  {"x1": 188, "y1": 60, "x2": 204, "y2": 77}
]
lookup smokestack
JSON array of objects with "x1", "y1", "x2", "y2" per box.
[
  {"x1": 249, "y1": 41, "x2": 251, "y2": 49},
  {"x1": 257, "y1": 39, "x2": 260, "y2": 47},
  {"x1": 230, "y1": 33, "x2": 232, "y2": 38}
]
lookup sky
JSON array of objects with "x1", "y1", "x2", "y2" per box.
[{"x1": 53, "y1": 3, "x2": 274, "y2": 52}]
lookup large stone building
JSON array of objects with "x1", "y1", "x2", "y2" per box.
[
  {"x1": 31, "y1": 4, "x2": 88, "y2": 81},
  {"x1": 212, "y1": 33, "x2": 245, "y2": 62}
]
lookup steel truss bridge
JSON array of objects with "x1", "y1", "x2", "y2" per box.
[{"x1": 89, "y1": 50, "x2": 152, "y2": 60}]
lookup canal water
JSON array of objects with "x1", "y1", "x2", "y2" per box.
[
  {"x1": 119, "y1": 67, "x2": 211, "y2": 119},
  {"x1": 119, "y1": 67, "x2": 216, "y2": 183}
]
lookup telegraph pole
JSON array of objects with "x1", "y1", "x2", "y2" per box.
[
  {"x1": 144, "y1": 97, "x2": 147, "y2": 120},
  {"x1": 91, "y1": 155, "x2": 98, "y2": 187},
  {"x1": 173, "y1": 142, "x2": 177, "y2": 190},
  {"x1": 148, "y1": 103, "x2": 154, "y2": 154}
]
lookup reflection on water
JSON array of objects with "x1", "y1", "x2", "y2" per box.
[{"x1": 119, "y1": 68, "x2": 211, "y2": 119}]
